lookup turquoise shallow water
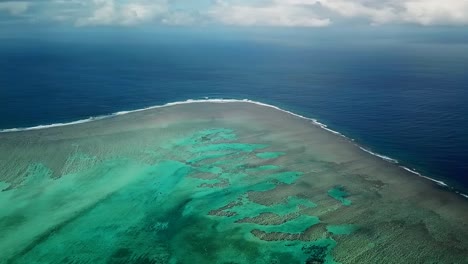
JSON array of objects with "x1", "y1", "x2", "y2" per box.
[
  {"x1": 0, "y1": 128, "x2": 345, "y2": 263},
  {"x1": 0, "y1": 102, "x2": 467, "y2": 263}
]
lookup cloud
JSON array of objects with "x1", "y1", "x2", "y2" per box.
[
  {"x1": 4, "y1": 0, "x2": 468, "y2": 27},
  {"x1": 209, "y1": 0, "x2": 468, "y2": 27},
  {"x1": 401, "y1": 0, "x2": 468, "y2": 25},
  {"x1": 315, "y1": 0, "x2": 399, "y2": 25},
  {"x1": 209, "y1": 0, "x2": 331, "y2": 27},
  {"x1": 74, "y1": 0, "x2": 168, "y2": 26},
  {"x1": 161, "y1": 11, "x2": 199, "y2": 26},
  {"x1": 0, "y1": 1, "x2": 29, "y2": 15}
]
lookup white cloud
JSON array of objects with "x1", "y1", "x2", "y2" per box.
[
  {"x1": 209, "y1": 0, "x2": 396, "y2": 27},
  {"x1": 161, "y1": 11, "x2": 198, "y2": 26},
  {"x1": 209, "y1": 0, "x2": 468, "y2": 27},
  {"x1": 402, "y1": 0, "x2": 468, "y2": 25},
  {"x1": 314, "y1": 0, "x2": 468, "y2": 26},
  {"x1": 209, "y1": 0, "x2": 331, "y2": 27},
  {"x1": 316, "y1": 0, "x2": 398, "y2": 24},
  {"x1": 0, "y1": 1, "x2": 29, "y2": 15},
  {"x1": 7, "y1": 0, "x2": 468, "y2": 27},
  {"x1": 75, "y1": 0, "x2": 168, "y2": 26}
]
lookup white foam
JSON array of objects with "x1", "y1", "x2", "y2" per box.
[
  {"x1": 358, "y1": 146, "x2": 398, "y2": 163},
  {"x1": 0, "y1": 118, "x2": 96, "y2": 133},
  {"x1": 0, "y1": 98, "x2": 345, "y2": 135},
  {"x1": 1, "y1": 97, "x2": 466, "y2": 198},
  {"x1": 400, "y1": 166, "x2": 448, "y2": 187}
]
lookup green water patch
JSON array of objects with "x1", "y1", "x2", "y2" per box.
[
  {"x1": 150, "y1": 160, "x2": 192, "y2": 198},
  {"x1": 168, "y1": 214, "x2": 326, "y2": 264},
  {"x1": 20, "y1": 163, "x2": 53, "y2": 186},
  {"x1": 256, "y1": 152, "x2": 285, "y2": 159},
  {"x1": 237, "y1": 236, "x2": 339, "y2": 264},
  {"x1": 0, "y1": 158, "x2": 165, "y2": 262},
  {"x1": 328, "y1": 186, "x2": 352, "y2": 206},
  {"x1": 7, "y1": 162, "x2": 192, "y2": 264},
  {"x1": 0, "y1": 128, "x2": 354, "y2": 264},
  {"x1": 326, "y1": 224, "x2": 357, "y2": 235},
  {"x1": 0, "y1": 182, "x2": 9, "y2": 191}
]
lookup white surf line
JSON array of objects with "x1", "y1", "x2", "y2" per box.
[
  {"x1": 400, "y1": 166, "x2": 448, "y2": 187},
  {"x1": 358, "y1": 146, "x2": 398, "y2": 163},
  {"x1": 1, "y1": 98, "x2": 466, "y2": 199},
  {"x1": 0, "y1": 99, "x2": 238, "y2": 133},
  {"x1": 0, "y1": 98, "x2": 346, "y2": 135},
  {"x1": 0, "y1": 117, "x2": 107, "y2": 133}
]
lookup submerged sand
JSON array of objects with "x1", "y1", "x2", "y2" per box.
[{"x1": 0, "y1": 101, "x2": 467, "y2": 264}]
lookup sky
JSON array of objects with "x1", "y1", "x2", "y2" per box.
[{"x1": 1, "y1": 0, "x2": 468, "y2": 29}]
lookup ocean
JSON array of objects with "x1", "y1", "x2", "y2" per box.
[{"x1": 1, "y1": 27, "x2": 468, "y2": 193}]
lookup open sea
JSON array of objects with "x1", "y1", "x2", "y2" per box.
[{"x1": 1, "y1": 28, "x2": 468, "y2": 194}]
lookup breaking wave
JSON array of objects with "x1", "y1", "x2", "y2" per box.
[{"x1": 1, "y1": 98, "x2": 466, "y2": 199}]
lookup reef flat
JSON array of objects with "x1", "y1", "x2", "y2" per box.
[{"x1": 0, "y1": 101, "x2": 467, "y2": 264}]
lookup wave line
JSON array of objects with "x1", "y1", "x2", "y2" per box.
[{"x1": 1, "y1": 98, "x2": 466, "y2": 199}]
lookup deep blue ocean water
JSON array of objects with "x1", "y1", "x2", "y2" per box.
[{"x1": 1, "y1": 28, "x2": 468, "y2": 193}]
